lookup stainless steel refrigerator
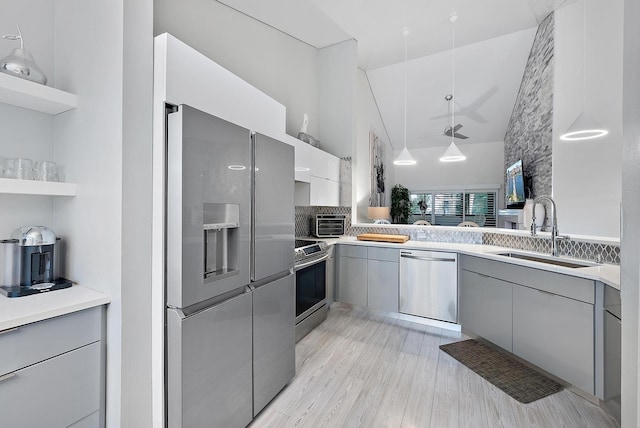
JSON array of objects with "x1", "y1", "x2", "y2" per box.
[{"x1": 165, "y1": 105, "x2": 295, "y2": 427}]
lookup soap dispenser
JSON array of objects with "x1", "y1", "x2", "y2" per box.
[{"x1": 0, "y1": 25, "x2": 47, "y2": 85}]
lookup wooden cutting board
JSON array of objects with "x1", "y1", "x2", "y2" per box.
[{"x1": 357, "y1": 233, "x2": 409, "y2": 243}]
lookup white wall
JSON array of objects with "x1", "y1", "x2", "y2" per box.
[
  {"x1": 553, "y1": 0, "x2": 623, "y2": 238},
  {"x1": 355, "y1": 69, "x2": 394, "y2": 223},
  {"x1": 393, "y1": 141, "x2": 504, "y2": 194},
  {"x1": 121, "y1": 0, "x2": 154, "y2": 426},
  {"x1": 0, "y1": 0, "x2": 55, "y2": 87},
  {"x1": 0, "y1": 105, "x2": 55, "y2": 236},
  {"x1": 318, "y1": 39, "x2": 358, "y2": 158},
  {"x1": 154, "y1": 0, "x2": 319, "y2": 140},
  {"x1": 54, "y1": 0, "x2": 124, "y2": 425},
  {"x1": 621, "y1": 0, "x2": 640, "y2": 425},
  {"x1": 0, "y1": 0, "x2": 56, "y2": 237}
]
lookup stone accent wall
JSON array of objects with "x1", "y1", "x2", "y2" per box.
[{"x1": 504, "y1": 13, "x2": 554, "y2": 198}]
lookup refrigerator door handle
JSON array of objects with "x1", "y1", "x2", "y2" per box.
[{"x1": 251, "y1": 269, "x2": 294, "y2": 289}]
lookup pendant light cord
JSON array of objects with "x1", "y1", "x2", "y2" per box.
[
  {"x1": 451, "y1": 14, "x2": 456, "y2": 135},
  {"x1": 403, "y1": 28, "x2": 409, "y2": 150},
  {"x1": 582, "y1": 0, "x2": 586, "y2": 107}
]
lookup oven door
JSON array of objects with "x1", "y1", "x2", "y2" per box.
[{"x1": 295, "y1": 257, "x2": 327, "y2": 323}]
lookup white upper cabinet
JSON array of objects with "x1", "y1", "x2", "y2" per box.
[
  {"x1": 282, "y1": 134, "x2": 311, "y2": 183},
  {"x1": 285, "y1": 136, "x2": 341, "y2": 206},
  {"x1": 310, "y1": 147, "x2": 339, "y2": 182}
]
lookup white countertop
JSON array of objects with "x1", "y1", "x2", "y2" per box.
[
  {"x1": 0, "y1": 285, "x2": 111, "y2": 331},
  {"x1": 321, "y1": 236, "x2": 621, "y2": 290}
]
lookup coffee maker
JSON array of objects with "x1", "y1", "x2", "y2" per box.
[{"x1": 0, "y1": 226, "x2": 71, "y2": 297}]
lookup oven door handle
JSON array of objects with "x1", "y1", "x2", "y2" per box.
[{"x1": 294, "y1": 253, "x2": 330, "y2": 271}]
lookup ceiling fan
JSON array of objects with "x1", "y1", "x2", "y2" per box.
[{"x1": 442, "y1": 94, "x2": 468, "y2": 139}]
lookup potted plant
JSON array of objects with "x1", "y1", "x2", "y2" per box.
[{"x1": 391, "y1": 184, "x2": 411, "y2": 224}]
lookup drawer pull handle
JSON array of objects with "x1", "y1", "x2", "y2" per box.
[
  {"x1": 0, "y1": 327, "x2": 19, "y2": 336},
  {"x1": 0, "y1": 372, "x2": 16, "y2": 383},
  {"x1": 401, "y1": 255, "x2": 456, "y2": 262},
  {"x1": 536, "y1": 288, "x2": 556, "y2": 297}
]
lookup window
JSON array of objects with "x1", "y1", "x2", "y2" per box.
[{"x1": 409, "y1": 190, "x2": 497, "y2": 227}]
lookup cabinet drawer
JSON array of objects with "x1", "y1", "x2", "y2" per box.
[
  {"x1": 460, "y1": 255, "x2": 594, "y2": 304},
  {"x1": 367, "y1": 247, "x2": 398, "y2": 262},
  {"x1": 0, "y1": 342, "x2": 101, "y2": 428},
  {"x1": 337, "y1": 244, "x2": 367, "y2": 259},
  {"x1": 0, "y1": 306, "x2": 102, "y2": 376}
]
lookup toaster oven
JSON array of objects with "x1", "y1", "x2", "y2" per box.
[{"x1": 312, "y1": 214, "x2": 346, "y2": 237}]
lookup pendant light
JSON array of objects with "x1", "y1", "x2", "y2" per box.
[
  {"x1": 559, "y1": 0, "x2": 608, "y2": 141},
  {"x1": 394, "y1": 27, "x2": 417, "y2": 166},
  {"x1": 440, "y1": 13, "x2": 466, "y2": 162}
]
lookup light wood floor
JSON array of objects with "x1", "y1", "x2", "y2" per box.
[{"x1": 250, "y1": 307, "x2": 619, "y2": 428}]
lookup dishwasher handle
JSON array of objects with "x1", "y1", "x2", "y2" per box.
[{"x1": 400, "y1": 253, "x2": 456, "y2": 263}]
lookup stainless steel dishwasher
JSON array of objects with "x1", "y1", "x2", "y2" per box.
[{"x1": 399, "y1": 250, "x2": 458, "y2": 323}]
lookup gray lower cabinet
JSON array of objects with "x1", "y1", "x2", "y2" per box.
[
  {"x1": 0, "y1": 306, "x2": 104, "y2": 428},
  {"x1": 326, "y1": 245, "x2": 335, "y2": 305},
  {"x1": 512, "y1": 284, "x2": 595, "y2": 394},
  {"x1": 336, "y1": 245, "x2": 399, "y2": 312},
  {"x1": 459, "y1": 255, "x2": 596, "y2": 395},
  {"x1": 337, "y1": 245, "x2": 368, "y2": 307},
  {"x1": 459, "y1": 269, "x2": 513, "y2": 352},
  {"x1": 367, "y1": 259, "x2": 399, "y2": 312}
]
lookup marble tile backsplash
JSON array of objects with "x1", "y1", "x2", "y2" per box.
[{"x1": 295, "y1": 206, "x2": 620, "y2": 265}]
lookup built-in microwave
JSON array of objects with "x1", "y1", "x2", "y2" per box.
[{"x1": 312, "y1": 214, "x2": 346, "y2": 237}]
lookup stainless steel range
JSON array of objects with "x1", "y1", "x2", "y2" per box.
[{"x1": 294, "y1": 239, "x2": 329, "y2": 341}]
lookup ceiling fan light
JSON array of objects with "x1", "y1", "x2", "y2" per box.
[
  {"x1": 439, "y1": 141, "x2": 466, "y2": 162},
  {"x1": 560, "y1": 111, "x2": 608, "y2": 141},
  {"x1": 394, "y1": 147, "x2": 417, "y2": 165}
]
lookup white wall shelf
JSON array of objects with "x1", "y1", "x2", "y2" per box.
[
  {"x1": 0, "y1": 178, "x2": 76, "y2": 196},
  {"x1": 0, "y1": 73, "x2": 77, "y2": 115}
]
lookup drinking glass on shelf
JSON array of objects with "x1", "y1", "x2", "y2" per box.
[
  {"x1": 56, "y1": 165, "x2": 65, "y2": 182},
  {"x1": 15, "y1": 158, "x2": 33, "y2": 180},
  {"x1": 34, "y1": 160, "x2": 57, "y2": 182},
  {"x1": 3, "y1": 158, "x2": 16, "y2": 179}
]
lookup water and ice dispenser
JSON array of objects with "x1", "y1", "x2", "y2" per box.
[{"x1": 203, "y1": 203, "x2": 240, "y2": 280}]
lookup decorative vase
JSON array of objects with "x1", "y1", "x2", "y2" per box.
[{"x1": 0, "y1": 26, "x2": 47, "y2": 85}]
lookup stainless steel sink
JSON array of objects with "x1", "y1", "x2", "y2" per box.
[{"x1": 494, "y1": 252, "x2": 598, "y2": 269}]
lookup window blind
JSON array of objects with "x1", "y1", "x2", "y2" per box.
[{"x1": 409, "y1": 190, "x2": 497, "y2": 227}]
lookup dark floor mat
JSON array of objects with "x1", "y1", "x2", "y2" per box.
[{"x1": 439, "y1": 339, "x2": 564, "y2": 403}]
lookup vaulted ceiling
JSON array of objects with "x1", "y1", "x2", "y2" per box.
[{"x1": 217, "y1": 0, "x2": 573, "y2": 150}]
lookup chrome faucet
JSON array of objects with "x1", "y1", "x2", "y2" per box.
[{"x1": 531, "y1": 195, "x2": 567, "y2": 257}]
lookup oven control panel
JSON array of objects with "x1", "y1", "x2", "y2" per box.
[{"x1": 294, "y1": 240, "x2": 329, "y2": 265}]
